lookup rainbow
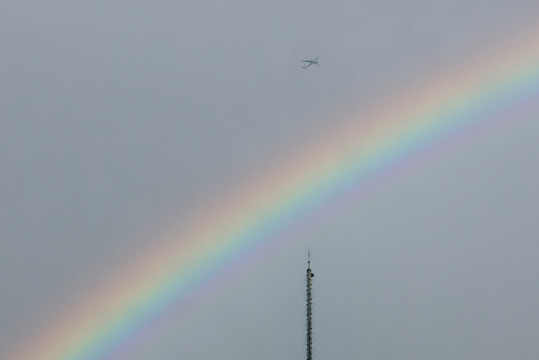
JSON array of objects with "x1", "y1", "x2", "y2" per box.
[{"x1": 8, "y1": 28, "x2": 539, "y2": 360}]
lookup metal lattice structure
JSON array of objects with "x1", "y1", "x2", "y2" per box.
[{"x1": 306, "y1": 251, "x2": 315, "y2": 360}]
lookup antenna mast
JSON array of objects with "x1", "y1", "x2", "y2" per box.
[{"x1": 306, "y1": 251, "x2": 314, "y2": 360}]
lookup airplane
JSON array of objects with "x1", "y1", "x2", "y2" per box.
[{"x1": 301, "y1": 57, "x2": 319, "y2": 68}]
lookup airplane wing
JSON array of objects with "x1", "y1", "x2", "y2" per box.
[{"x1": 302, "y1": 63, "x2": 312, "y2": 68}]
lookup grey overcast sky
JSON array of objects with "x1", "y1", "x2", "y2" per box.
[{"x1": 2, "y1": 1, "x2": 539, "y2": 359}]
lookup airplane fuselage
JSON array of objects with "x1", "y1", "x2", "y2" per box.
[{"x1": 301, "y1": 57, "x2": 319, "y2": 68}]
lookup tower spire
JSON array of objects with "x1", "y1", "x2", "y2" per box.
[{"x1": 306, "y1": 251, "x2": 314, "y2": 360}]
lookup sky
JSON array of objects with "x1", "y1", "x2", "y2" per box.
[{"x1": 1, "y1": 1, "x2": 539, "y2": 359}]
